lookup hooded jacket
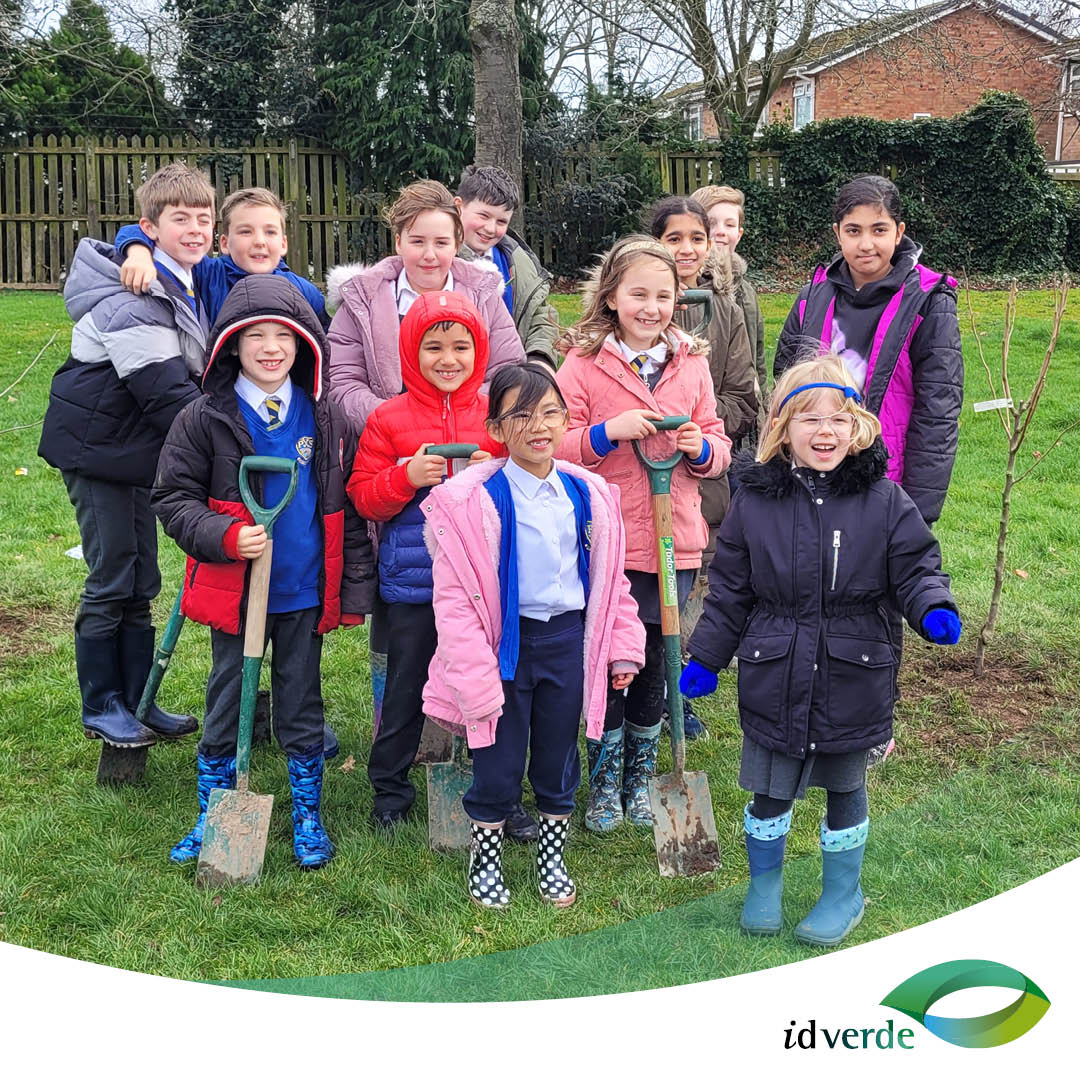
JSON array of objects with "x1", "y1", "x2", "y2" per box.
[
  {"x1": 773, "y1": 235, "x2": 963, "y2": 524},
  {"x1": 112, "y1": 223, "x2": 329, "y2": 329},
  {"x1": 687, "y1": 441, "x2": 957, "y2": 756},
  {"x1": 673, "y1": 247, "x2": 759, "y2": 532},
  {"x1": 325, "y1": 255, "x2": 526, "y2": 428},
  {"x1": 346, "y1": 291, "x2": 505, "y2": 605},
  {"x1": 38, "y1": 237, "x2": 206, "y2": 487},
  {"x1": 731, "y1": 251, "x2": 767, "y2": 408},
  {"x1": 556, "y1": 329, "x2": 732, "y2": 573},
  {"x1": 456, "y1": 228, "x2": 559, "y2": 366},
  {"x1": 420, "y1": 457, "x2": 646, "y2": 747},
  {"x1": 151, "y1": 275, "x2": 377, "y2": 634}
]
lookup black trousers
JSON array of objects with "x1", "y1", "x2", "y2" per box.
[
  {"x1": 200, "y1": 606, "x2": 323, "y2": 758},
  {"x1": 367, "y1": 601, "x2": 438, "y2": 815},
  {"x1": 62, "y1": 471, "x2": 160, "y2": 638},
  {"x1": 604, "y1": 621, "x2": 666, "y2": 733},
  {"x1": 464, "y1": 611, "x2": 584, "y2": 823}
]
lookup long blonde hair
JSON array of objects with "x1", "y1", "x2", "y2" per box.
[
  {"x1": 557, "y1": 235, "x2": 693, "y2": 357},
  {"x1": 758, "y1": 355, "x2": 881, "y2": 462}
]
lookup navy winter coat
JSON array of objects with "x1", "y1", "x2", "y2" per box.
[{"x1": 687, "y1": 441, "x2": 957, "y2": 756}]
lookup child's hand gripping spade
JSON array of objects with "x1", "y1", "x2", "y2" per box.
[
  {"x1": 196, "y1": 455, "x2": 298, "y2": 889},
  {"x1": 634, "y1": 418, "x2": 722, "y2": 878},
  {"x1": 421, "y1": 443, "x2": 484, "y2": 853}
]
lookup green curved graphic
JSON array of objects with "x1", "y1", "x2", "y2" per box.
[{"x1": 881, "y1": 960, "x2": 1050, "y2": 1048}]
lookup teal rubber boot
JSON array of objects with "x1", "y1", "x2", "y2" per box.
[
  {"x1": 740, "y1": 802, "x2": 792, "y2": 935},
  {"x1": 585, "y1": 728, "x2": 624, "y2": 833},
  {"x1": 622, "y1": 720, "x2": 662, "y2": 826},
  {"x1": 794, "y1": 818, "x2": 868, "y2": 946}
]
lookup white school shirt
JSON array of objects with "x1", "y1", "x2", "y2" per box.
[
  {"x1": 616, "y1": 336, "x2": 668, "y2": 380},
  {"x1": 153, "y1": 249, "x2": 195, "y2": 294},
  {"x1": 503, "y1": 457, "x2": 585, "y2": 620},
  {"x1": 396, "y1": 267, "x2": 454, "y2": 318},
  {"x1": 235, "y1": 371, "x2": 294, "y2": 423}
]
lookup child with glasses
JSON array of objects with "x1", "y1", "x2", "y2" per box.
[{"x1": 680, "y1": 356, "x2": 960, "y2": 947}]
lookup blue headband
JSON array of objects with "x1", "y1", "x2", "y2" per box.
[{"x1": 778, "y1": 382, "x2": 862, "y2": 412}]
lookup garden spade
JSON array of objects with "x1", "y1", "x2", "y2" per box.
[
  {"x1": 426, "y1": 734, "x2": 473, "y2": 851},
  {"x1": 680, "y1": 288, "x2": 714, "y2": 337},
  {"x1": 635, "y1": 418, "x2": 722, "y2": 878},
  {"x1": 196, "y1": 455, "x2": 298, "y2": 889}
]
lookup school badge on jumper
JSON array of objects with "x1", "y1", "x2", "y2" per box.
[
  {"x1": 295, "y1": 436, "x2": 314, "y2": 465},
  {"x1": 584, "y1": 519, "x2": 592, "y2": 550}
]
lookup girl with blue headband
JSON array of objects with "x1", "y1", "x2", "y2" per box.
[{"x1": 680, "y1": 356, "x2": 961, "y2": 947}]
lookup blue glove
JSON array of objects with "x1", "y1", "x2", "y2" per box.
[
  {"x1": 680, "y1": 659, "x2": 718, "y2": 698},
  {"x1": 922, "y1": 607, "x2": 962, "y2": 645}
]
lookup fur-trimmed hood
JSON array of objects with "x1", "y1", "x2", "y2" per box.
[
  {"x1": 730, "y1": 250, "x2": 749, "y2": 283},
  {"x1": 697, "y1": 244, "x2": 736, "y2": 301},
  {"x1": 325, "y1": 254, "x2": 502, "y2": 315},
  {"x1": 732, "y1": 438, "x2": 890, "y2": 498}
]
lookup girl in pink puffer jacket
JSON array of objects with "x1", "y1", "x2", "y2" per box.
[
  {"x1": 421, "y1": 363, "x2": 645, "y2": 911},
  {"x1": 555, "y1": 235, "x2": 731, "y2": 835}
]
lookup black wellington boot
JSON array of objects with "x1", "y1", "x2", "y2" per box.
[
  {"x1": 75, "y1": 632, "x2": 157, "y2": 748},
  {"x1": 118, "y1": 625, "x2": 198, "y2": 738}
]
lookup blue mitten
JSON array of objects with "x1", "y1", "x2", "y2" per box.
[
  {"x1": 922, "y1": 607, "x2": 962, "y2": 645},
  {"x1": 680, "y1": 659, "x2": 719, "y2": 698}
]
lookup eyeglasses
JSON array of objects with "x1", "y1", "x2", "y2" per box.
[
  {"x1": 791, "y1": 412, "x2": 855, "y2": 432},
  {"x1": 501, "y1": 405, "x2": 568, "y2": 426}
]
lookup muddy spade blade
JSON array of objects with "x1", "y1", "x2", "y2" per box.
[
  {"x1": 196, "y1": 787, "x2": 274, "y2": 888},
  {"x1": 649, "y1": 768, "x2": 721, "y2": 877},
  {"x1": 426, "y1": 733, "x2": 472, "y2": 852},
  {"x1": 414, "y1": 716, "x2": 454, "y2": 765}
]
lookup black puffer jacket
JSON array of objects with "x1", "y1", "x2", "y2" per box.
[
  {"x1": 152, "y1": 275, "x2": 376, "y2": 634},
  {"x1": 687, "y1": 441, "x2": 957, "y2": 756}
]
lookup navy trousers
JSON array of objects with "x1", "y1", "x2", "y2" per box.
[{"x1": 464, "y1": 610, "x2": 585, "y2": 824}]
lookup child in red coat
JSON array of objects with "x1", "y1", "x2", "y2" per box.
[{"x1": 347, "y1": 291, "x2": 505, "y2": 828}]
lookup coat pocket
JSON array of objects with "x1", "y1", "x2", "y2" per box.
[
  {"x1": 825, "y1": 635, "x2": 895, "y2": 727},
  {"x1": 735, "y1": 633, "x2": 794, "y2": 721}
]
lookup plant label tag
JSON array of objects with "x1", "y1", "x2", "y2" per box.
[{"x1": 973, "y1": 397, "x2": 1012, "y2": 412}]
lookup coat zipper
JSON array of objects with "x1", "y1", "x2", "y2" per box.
[{"x1": 831, "y1": 529, "x2": 841, "y2": 591}]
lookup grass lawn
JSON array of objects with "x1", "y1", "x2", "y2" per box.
[{"x1": 0, "y1": 287, "x2": 1077, "y2": 997}]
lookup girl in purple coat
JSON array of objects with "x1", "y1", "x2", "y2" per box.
[{"x1": 681, "y1": 356, "x2": 961, "y2": 947}]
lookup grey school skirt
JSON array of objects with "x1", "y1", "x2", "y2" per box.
[{"x1": 738, "y1": 736, "x2": 868, "y2": 799}]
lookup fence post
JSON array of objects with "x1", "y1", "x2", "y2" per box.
[
  {"x1": 286, "y1": 137, "x2": 302, "y2": 271},
  {"x1": 658, "y1": 149, "x2": 671, "y2": 193},
  {"x1": 85, "y1": 136, "x2": 99, "y2": 238}
]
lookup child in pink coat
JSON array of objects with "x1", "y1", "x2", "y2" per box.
[
  {"x1": 555, "y1": 234, "x2": 731, "y2": 834},
  {"x1": 421, "y1": 363, "x2": 646, "y2": 910}
]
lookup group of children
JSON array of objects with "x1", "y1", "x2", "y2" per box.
[{"x1": 39, "y1": 158, "x2": 964, "y2": 945}]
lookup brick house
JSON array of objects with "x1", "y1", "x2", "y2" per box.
[{"x1": 674, "y1": 1, "x2": 1068, "y2": 157}]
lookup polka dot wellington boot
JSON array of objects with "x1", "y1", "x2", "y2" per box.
[
  {"x1": 536, "y1": 814, "x2": 576, "y2": 907},
  {"x1": 467, "y1": 821, "x2": 511, "y2": 910}
]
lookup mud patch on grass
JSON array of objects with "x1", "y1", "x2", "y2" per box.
[
  {"x1": 899, "y1": 643, "x2": 1073, "y2": 755},
  {"x1": 0, "y1": 606, "x2": 67, "y2": 662}
]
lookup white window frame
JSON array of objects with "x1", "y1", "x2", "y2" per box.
[
  {"x1": 793, "y1": 79, "x2": 815, "y2": 130},
  {"x1": 1069, "y1": 60, "x2": 1080, "y2": 94},
  {"x1": 684, "y1": 102, "x2": 705, "y2": 141}
]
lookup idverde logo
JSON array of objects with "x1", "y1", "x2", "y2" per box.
[{"x1": 881, "y1": 959, "x2": 1051, "y2": 1048}]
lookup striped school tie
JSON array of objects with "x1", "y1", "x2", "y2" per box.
[
  {"x1": 630, "y1": 353, "x2": 649, "y2": 382},
  {"x1": 265, "y1": 396, "x2": 283, "y2": 430}
]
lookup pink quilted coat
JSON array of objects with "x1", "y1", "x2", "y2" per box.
[
  {"x1": 420, "y1": 458, "x2": 646, "y2": 749},
  {"x1": 556, "y1": 330, "x2": 732, "y2": 572}
]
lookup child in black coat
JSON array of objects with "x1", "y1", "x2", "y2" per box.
[{"x1": 681, "y1": 355, "x2": 961, "y2": 946}]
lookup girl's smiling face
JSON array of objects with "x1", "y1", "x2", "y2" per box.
[
  {"x1": 606, "y1": 255, "x2": 676, "y2": 352},
  {"x1": 658, "y1": 213, "x2": 709, "y2": 285},
  {"x1": 780, "y1": 390, "x2": 855, "y2": 471},
  {"x1": 833, "y1": 203, "x2": 905, "y2": 289},
  {"x1": 395, "y1": 209, "x2": 458, "y2": 292},
  {"x1": 487, "y1": 385, "x2": 569, "y2": 478}
]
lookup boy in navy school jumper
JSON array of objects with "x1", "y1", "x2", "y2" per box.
[
  {"x1": 114, "y1": 186, "x2": 330, "y2": 329},
  {"x1": 152, "y1": 275, "x2": 376, "y2": 868},
  {"x1": 38, "y1": 161, "x2": 215, "y2": 751}
]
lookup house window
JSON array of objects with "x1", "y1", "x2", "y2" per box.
[
  {"x1": 793, "y1": 81, "x2": 814, "y2": 130},
  {"x1": 1069, "y1": 60, "x2": 1080, "y2": 93},
  {"x1": 684, "y1": 103, "x2": 704, "y2": 141}
]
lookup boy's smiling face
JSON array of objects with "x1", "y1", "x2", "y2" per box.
[
  {"x1": 707, "y1": 202, "x2": 743, "y2": 253},
  {"x1": 219, "y1": 204, "x2": 287, "y2": 273},
  {"x1": 455, "y1": 197, "x2": 513, "y2": 254},
  {"x1": 236, "y1": 321, "x2": 297, "y2": 394},
  {"x1": 417, "y1": 321, "x2": 475, "y2": 394},
  {"x1": 141, "y1": 203, "x2": 214, "y2": 271}
]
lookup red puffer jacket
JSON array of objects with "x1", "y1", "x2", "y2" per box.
[
  {"x1": 152, "y1": 276, "x2": 377, "y2": 634},
  {"x1": 347, "y1": 291, "x2": 505, "y2": 522}
]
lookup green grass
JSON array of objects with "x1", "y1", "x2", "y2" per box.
[{"x1": 0, "y1": 288, "x2": 1077, "y2": 994}]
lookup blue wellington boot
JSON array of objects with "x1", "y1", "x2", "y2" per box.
[
  {"x1": 119, "y1": 625, "x2": 198, "y2": 739},
  {"x1": 741, "y1": 802, "x2": 792, "y2": 935},
  {"x1": 287, "y1": 753, "x2": 335, "y2": 870},
  {"x1": 170, "y1": 753, "x2": 237, "y2": 862},
  {"x1": 794, "y1": 818, "x2": 869, "y2": 947},
  {"x1": 622, "y1": 720, "x2": 662, "y2": 826},
  {"x1": 585, "y1": 727, "x2": 624, "y2": 833},
  {"x1": 75, "y1": 632, "x2": 158, "y2": 748}
]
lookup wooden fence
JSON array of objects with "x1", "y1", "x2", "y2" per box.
[{"x1": 0, "y1": 135, "x2": 783, "y2": 289}]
